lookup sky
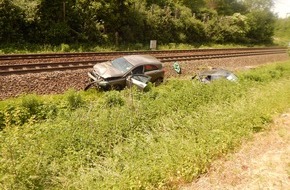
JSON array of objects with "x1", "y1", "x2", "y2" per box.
[{"x1": 273, "y1": 0, "x2": 290, "y2": 18}]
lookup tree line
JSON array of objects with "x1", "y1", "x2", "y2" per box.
[{"x1": 0, "y1": 0, "x2": 277, "y2": 46}]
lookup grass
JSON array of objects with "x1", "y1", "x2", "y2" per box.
[
  {"x1": 0, "y1": 61, "x2": 290, "y2": 189},
  {"x1": 186, "y1": 111, "x2": 290, "y2": 189}
]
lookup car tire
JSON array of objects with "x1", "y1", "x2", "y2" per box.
[
  {"x1": 84, "y1": 82, "x2": 96, "y2": 91},
  {"x1": 112, "y1": 84, "x2": 124, "y2": 91},
  {"x1": 154, "y1": 78, "x2": 163, "y2": 86}
]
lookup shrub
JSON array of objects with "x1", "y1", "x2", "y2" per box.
[
  {"x1": 21, "y1": 94, "x2": 42, "y2": 116},
  {"x1": 0, "y1": 94, "x2": 59, "y2": 128},
  {"x1": 66, "y1": 90, "x2": 85, "y2": 110},
  {"x1": 3, "y1": 105, "x2": 30, "y2": 126},
  {"x1": 104, "y1": 91, "x2": 125, "y2": 107},
  {"x1": 0, "y1": 111, "x2": 4, "y2": 130},
  {"x1": 60, "y1": 43, "x2": 70, "y2": 52},
  {"x1": 240, "y1": 63, "x2": 290, "y2": 82}
]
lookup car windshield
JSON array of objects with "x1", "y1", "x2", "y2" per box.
[{"x1": 111, "y1": 57, "x2": 133, "y2": 73}]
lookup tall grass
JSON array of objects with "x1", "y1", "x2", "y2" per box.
[{"x1": 0, "y1": 61, "x2": 290, "y2": 189}]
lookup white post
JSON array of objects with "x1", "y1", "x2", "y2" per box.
[{"x1": 150, "y1": 40, "x2": 157, "y2": 50}]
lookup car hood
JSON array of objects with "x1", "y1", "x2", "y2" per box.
[{"x1": 93, "y1": 61, "x2": 123, "y2": 79}]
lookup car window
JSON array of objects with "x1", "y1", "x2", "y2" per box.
[
  {"x1": 144, "y1": 65, "x2": 158, "y2": 72},
  {"x1": 132, "y1": 66, "x2": 144, "y2": 74},
  {"x1": 111, "y1": 57, "x2": 133, "y2": 73}
]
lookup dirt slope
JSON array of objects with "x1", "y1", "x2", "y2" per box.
[{"x1": 181, "y1": 112, "x2": 290, "y2": 190}]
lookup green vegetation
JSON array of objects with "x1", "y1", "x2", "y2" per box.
[
  {"x1": 1, "y1": 61, "x2": 290, "y2": 189},
  {"x1": 0, "y1": 0, "x2": 279, "y2": 53},
  {"x1": 274, "y1": 17, "x2": 290, "y2": 46}
]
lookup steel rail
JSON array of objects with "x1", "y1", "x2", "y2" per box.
[
  {"x1": 0, "y1": 49, "x2": 287, "y2": 76},
  {"x1": 158, "y1": 50, "x2": 287, "y2": 61},
  {"x1": 0, "y1": 47, "x2": 286, "y2": 61}
]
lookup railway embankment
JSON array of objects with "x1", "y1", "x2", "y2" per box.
[{"x1": 0, "y1": 52, "x2": 289, "y2": 100}]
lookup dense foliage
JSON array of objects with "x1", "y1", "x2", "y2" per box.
[
  {"x1": 0, "y1": 0, "x2": 278, "y2": 46},
  {"x1": 1, "y1": 61, "x2": 290, "y2": 189},
  {"x1": 274, "y1": 17, "x2": 290, "y2": 46}
]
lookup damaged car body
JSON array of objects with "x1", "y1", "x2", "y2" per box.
[
  {"x1": 192, "y1": 68, "x2": 238, "y2": 83},
  {"x1": 85, "y1": 55, "x2": 165, "y2": 91}
]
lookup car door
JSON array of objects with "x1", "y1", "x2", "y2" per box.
[
  {"x1": 126, "y1": 74, "x2": 151, "y2": 90},
  {"x1": 144, "y1": 64, "x2": 161, "y2": 81}
]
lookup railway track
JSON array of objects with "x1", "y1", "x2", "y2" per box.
[
  {"x1": 0, "y1": 47, "x2": 289, "y2": 100},
  {"x1": 0, "y1": 47, "x2": 284, "y2": 61},
  {"x1": 0, "y1": 47, "x2": 287, "y2": 75}
]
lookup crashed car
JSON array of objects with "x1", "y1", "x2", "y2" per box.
[
  {"x1": 84, "y1": 55, "x2": 165, "y2": 91},
  {"x1": 192, "y1": 68, "x2": 238, "y2": 83}
]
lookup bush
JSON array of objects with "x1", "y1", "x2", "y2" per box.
[
  {"x1": 104, "y1": 91, "x2": 125, "y2": 107},
  {"x1": 3, "y1": 104, "x2": 31, "y2": 126},
  {"x1": 0, "y1": 111, "x2": 4, "y2": 130},
  {"x1": 21, "y1": 94, "x2": 42, "y2": 116},
  {"x1": 66, "y1": 90, "x2": 85, "y2": 110},
  {"x1": 240, "y1": 64, "x2": 289, "y2": 82},
  {"x1": 60, "y1": 43, "x2": 70, "y2": 52},
  {"x1": 0, "y1": 94, "x2": 59, "y2": 128}
]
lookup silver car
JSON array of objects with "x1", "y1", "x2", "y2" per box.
[
  {"x1": 192, "y1": 68, "x2": 238, "y2": 83},
  {"x1": 85, "y1": 55, "x2": 165, "y2": 90}
]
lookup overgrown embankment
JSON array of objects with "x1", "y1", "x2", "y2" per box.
[{"x1": 0, "y1": 61, "x2": 290, "y2": 189}]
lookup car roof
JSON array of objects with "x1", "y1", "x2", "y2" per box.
[{"x1": 123, "y1": 55, "x2": 162, "y2": 66}]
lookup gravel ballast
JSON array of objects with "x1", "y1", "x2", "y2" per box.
[{"x1": 0, "y1": 53, "x2": 289, "y2": 100}]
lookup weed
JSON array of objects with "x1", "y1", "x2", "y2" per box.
[
  {"x1": 66, "y1": 89, "x2": 85, "y2": 110},
  {"x1": 104, "y1": 91, "x2": 125, "y2": 107},
  {"x1": 60, "y1": 43, "x2": 70, "y2": 52},
  {"x1": 0, "y1": 110, "x2": 4, "y2": 130},
  {"x1": 21, "y1": 94, "x2": 42, "y2": 116}
]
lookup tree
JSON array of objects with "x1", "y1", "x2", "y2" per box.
[
  {"x1": 36, "y1": 0, "x2": 94, "y2": 44},
  {"x1": 206, "y1": 13, "x2": 249, "y2": 43},
  {"x1": 0, "y1": 0, "x2": 26, "y2": 43},
  {"x1": 241, "y1": 0, "x2": 273, "y2": 12},
  {"x1": 172, "y1": 4, "x2": 206, "y2": 43},
  {"x1": 94, "y1": 0, "x2": 141, "y2": 45},
  {"x1": 146, "y1": 0, "x2": 168, "y2": 7},
  {"x1": 204, "y1": 0, "x2": 246, "y2": 15},
  {"x1": 0, "y1": 0, "x2": 279, "y2": 46},
  {"x1": 182, "y1": 0, "x2": 205, "y2": 13},
  {"x1": 274, "y1": 17, "x2": 290, "y2": 45},
  {"x1": 72, "y1": 0, "x2": 106, "y2": 43},
  {"x1": 12, "y1": 0, "x2": 41, "y2": 21},
  {"x1": 246, "y1": 10, "x2": 275, "y2": 44}
]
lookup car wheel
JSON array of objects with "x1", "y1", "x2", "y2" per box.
[
  {"x1": 112, "y1": 84, "x2": 124, "y2": 91},
  {"x1": 84, "y1": 82, "x2": 99, "y2": 91},
  {"x1": 154, "y1": 78, "x2": 163, "y2": 86}
]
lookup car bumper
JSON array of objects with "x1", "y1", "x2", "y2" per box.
[{"x1": 87, "y1": 71, "x2": 109, "y2": 88}]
